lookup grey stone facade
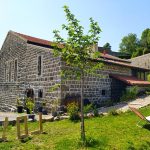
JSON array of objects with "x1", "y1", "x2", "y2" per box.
[
  {"x1": 0, "y1": 31, "x2": 147, "y2": 112},
  {"x1": 130, "y1": 53, "x2": 150, "y2": 69}
]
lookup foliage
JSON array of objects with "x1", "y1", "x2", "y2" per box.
[
  {"x1": 67, "y1": 102, "x2": 80, "y2": 122},
  {"x1": 120, "y1": 86, "x2": 139, "y2": 102},
  {"x1": 53, "y1": 5, "x2": 103, "y2": 141},
  {"x1": 147, "y1": 74, "x2": 150, "y2": 82},
  {"x1": 93, "y1": 106, "x2": 99, "y2": 117},
  {"x1": 78, "y1": 136, "x2": 100, "y2": 148},
  {"x1": 108, "y1": 109, "x2": 120, "y2": 116},
  {"x1": 53, "y1": 6, "x2": 103, "y2": 79},
  {"x1": 25, "y1": 97, "x2": 34, "y2": 114},
  {"x1": 119, "y1": 33, "x2": 139, "y2": 57},
  {"x1": 141, "y1": 28, "x2": 150, "y2": 50},
  {"x1": 103, "y1": 42, "x2": 111, "y2": 50},
  {"x1": 16, "y1": 97, "x2": 23, "y2": 106},
  {"x1": 119, "y1": 28, "x2": 150, "y2": 58},
  {"x1": 83, "y1": 103, "x2": 93, "y2": 114},
  {"x1": 0, "y1": 106, "x2": 150, "y2": 149}
]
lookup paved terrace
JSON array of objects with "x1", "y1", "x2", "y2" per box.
[{"x1": 0, "y1": 95, "x2": 150, "y2": 124}]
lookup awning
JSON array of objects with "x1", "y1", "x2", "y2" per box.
[{"x1": 110, "y1": 74, "x2": 150, "y2": 86}]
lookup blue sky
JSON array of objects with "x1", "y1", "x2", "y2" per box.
[{"x1": 0, "y1": 0, "x2": 150, "y2": 51}]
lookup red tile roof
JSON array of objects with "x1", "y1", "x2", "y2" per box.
[
  {"x1": 100, "y1": 53, "x2": 130, "y2": 63},
  {"x1": 99, "y1": 58, "x2": 150, "y2": 71},
  {"x1": 110, "y1": 74, "x2": 150, "y2": 86},
  {"x1": 11, "y1": 31, "x2": 150, "y2": 71},
  {"x1": 13, "y1": 31, "x2": 63, "y2": 48}
]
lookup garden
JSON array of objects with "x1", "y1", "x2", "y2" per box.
[{"x1": 0, "y1": 105, "x2": 150, "y2": 150}]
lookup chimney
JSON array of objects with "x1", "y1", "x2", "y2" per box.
[{"x1": 92, "y1": 43, "x2": 98, "y2": 52}]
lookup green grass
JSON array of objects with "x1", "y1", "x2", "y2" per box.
[{"x1": 0, "y1": 106, "x2": 150, "y2": 150}]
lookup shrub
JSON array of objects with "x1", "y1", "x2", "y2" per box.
[
  {"x1": 25, "y1": 97, "x2": 35, "y2": 114},
  {"x1": 108, "y1": 109, "x2": 120, "y2": 116},
  {"x1": 83, "y1": 104, "x2": 93, "y2": 114},
  {"x1": 67, "y1": 102, "x2": 80, "y2": 122},
  {"x1": 147, "y1": 74, "x2": 150, "y2": 82},
  {"x1": 120, "y1": 86, "x2": 139, "y2": 102},
  {"x1": 78, "y1": 136, "x2": 99, "y2": 148},
  {"x1": 93, "y1": 106, "x2": 99, "y2": 117}
]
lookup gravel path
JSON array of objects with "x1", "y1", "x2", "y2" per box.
[{"x1": 99, "y1": 95, "x2": 150, "y2": 114}]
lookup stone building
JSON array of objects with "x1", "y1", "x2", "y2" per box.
[
  {"x1": 130, "y1": 53, "x2": 150, "y2": 70},
  {"x1": 0, "y1": 30, "x2": 150, "y2": 112}
]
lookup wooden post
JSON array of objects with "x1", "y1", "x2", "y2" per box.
[
  {"x1": 16, "y1": 117, "x2": 21, "y2": 139},
  {"x1": 39, "y1": 113, "x2": 43, "y2": 133},
  {"x1": 30, "y1": 113, "x2": 43, "y2": 135},
  {"x1": 16, "y1": 116, "x2": 28, "y2": 139},
  {"x1": 24, "y1": 116, "x2": 28, "y2": 136},
  {"x1": 0, "y1": 117, "x2": 8, "y2": 141}
]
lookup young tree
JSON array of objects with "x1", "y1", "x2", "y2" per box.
[{"x1": 53, "y1": 5, "x2": 102, "y2": 142}]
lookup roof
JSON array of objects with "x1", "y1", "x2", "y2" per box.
[
  {"x1": 13, "y1": 31, "x2": 63, "y2": 48},
  {"x1": 110, "y1": 74, "x2": 150, "y2": 86},
  {"x1": 100, "y1": 53, "x2": 130, "y2": 63},
  {"x1": 100, "y1": 58, "x2": 150, "y2": 71},
  {"x1": 11, "y1": 31, "x2": 150, "y2": 71}
]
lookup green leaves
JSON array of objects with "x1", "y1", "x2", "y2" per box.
[{"x1": 53, "y1": 5, "x2": 103, "y2": 79}]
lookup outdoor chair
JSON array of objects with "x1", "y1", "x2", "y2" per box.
[{"x1": 129, "y1": 106, "x2": 150, "y2": 127}]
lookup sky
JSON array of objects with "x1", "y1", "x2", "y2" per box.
[{"x1": 0, "y1": 0, "x2": 150, "y2": 52}]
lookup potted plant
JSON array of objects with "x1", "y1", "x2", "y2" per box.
[
  {"x1": 38, "y1": 100, "x2": 47, "y2": 114},
  {"x1": 25, "y1": 97, "x2": 35, "y2": 120},
  {"x1": 16, "y1": 98, "x2": 23, "y2": 113},
  {"x1": 51, "y1": 99, "x2": 59, "y2": 117}
]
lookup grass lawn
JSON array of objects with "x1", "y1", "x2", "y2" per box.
[{"x1": 0, "y1": 106, "x2": 150, "y2": 150}]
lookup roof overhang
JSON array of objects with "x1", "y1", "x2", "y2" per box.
[{"x1": 110, "y1": 74, "x2": 150, "y2": 86}]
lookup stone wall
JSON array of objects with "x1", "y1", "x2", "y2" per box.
[
  {"x1": 130, "y1": 53, "x2": 150, "y2": 69},
  {"x1": 0, "y1": 83, "x2": 20, "y2": 111},
  {"x1": 61, "y1": 62, "x2": 132, "y2": 106},
  {"x1": 25, "y1": 44, "x2": 62, "y2": 109},
  {"x1": 0, "y1": 31, "x2": 27, "y2": 83},
  {"x1": 0, "y1": 31, "x2": 133, "y2": 111}
]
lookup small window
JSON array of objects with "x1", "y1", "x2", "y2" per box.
[
  {"x1": 102, "y1": 89, "x2": 106, "y2": 96},
  {"x1": 38, "y1": 56, "x2": 42, "y2": 75},
  {"x1": 9, "y1": 61, "x2": 12, "y2": 82},
  {"x1": 14, "y1": 59, "x2": 18, "y2": 81},
  {"x1": 4, "y1": 64, "x2": 6, "y2": 81},
  {"x1": 38, "y1": 89, "x2": 43, "y2": 98}
]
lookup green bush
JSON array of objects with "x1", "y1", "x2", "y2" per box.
[
  {"x1": 67, "y1": 102, "x2": 80, "y2": 122},
  {"x1": 83, "y1": 104, "x2": 93, "y2": 114},
  {"x1": 78, "y1": 136, "x2": 99, "y2": 148},
  {"x1": 93, "y1": 106, "x2": 99, "y2": 117},
  {"x1": 147, "y1": 74, "x2": 150, "y2": 82},
  {"x1": 120, "y1": 86, "x2": 139, "y2": 102},
  {"x1": 108, "y1": 109, "x2": 121, "y2": 116}
]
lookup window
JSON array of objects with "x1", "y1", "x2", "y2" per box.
[
  {"x1": 102, "y1": 89, "x2": 106, "y2": 96},
  {"x1": 4, "y1": 64, "x2": 6, "y2": 81},
  {"x1": 38, "y1": 56, "x2": 42, "y2": 75},
  {"x1": 14, "y1": 59, "x2": 18, "y2": 81},
  {"x1": 9, "y1": 61, "x2": 11, "y2": 82},
  {"x1": 38, "y1": 89, "x2": 43, "y2": 98}
]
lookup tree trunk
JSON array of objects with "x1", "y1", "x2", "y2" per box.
[{"x1": 80, "y1": 72, "x2": 85, "y2": 142}]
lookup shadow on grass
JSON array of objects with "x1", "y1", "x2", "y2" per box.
[
  {"x1": 55, "y1": 136, "x2": 108, "y2": 150},
  {"x1": 20, "y1": 136, "x2": 32, "y2": 143},
  {"x1": 78, "y1": 136, "x2": 108, "y2": 149},
  {"x1": 143, "y1": 124, "x2": 150, "y2": 131}
]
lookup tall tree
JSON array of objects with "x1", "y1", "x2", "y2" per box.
[
  {"x1": 119, "y1": 33, "x2": 139, "y2": 57},
  {"x1": 103, "y1": 42, "x2": 111, "y2": 50},
  {"x1": 140, "y1": 28, "x2": 150, "y2": 54},
  {"x1": 53, "y1": 6, "x2": 102, "y2": 142}
]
